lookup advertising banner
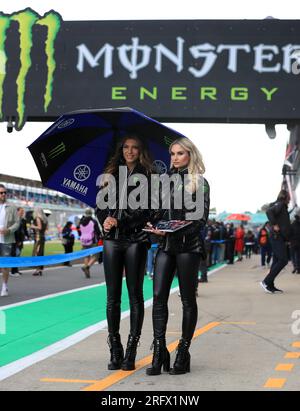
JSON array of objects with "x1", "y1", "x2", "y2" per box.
[{"x1": 1, "y1": 9, "x2": 300, "y2": 129}]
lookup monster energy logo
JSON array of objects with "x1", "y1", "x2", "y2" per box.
[
  {"x1": 164, "y1": 136, "x2": 174, "y2": 146},
  {"x1": 0, "y1": 8, "x2": 62, "y2": 130},
  {"x1": 48, "y1": 142, "x2": 66, "y2": 159}
]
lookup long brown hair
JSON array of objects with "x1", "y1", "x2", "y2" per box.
[{"x1": 104, "y1": 135, "x2": 153, "y2": 176}]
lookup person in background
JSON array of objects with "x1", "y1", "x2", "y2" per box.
[
  {"x1": 0, "y1": 184, "x2": 19, "y2": 297},
  {"x1": 261, "y1": 189, "x2": 291, "y2": 293},
  {"x1": 77, "y1": 208, "x2": 101, "y2": 278},
  {"x1": 253, "y1": 227, "x2": 260, "y2": 255},
  {"x1": 290, "y1": 214, "x2": 300, "y2": 274},
  {"x1": 219, "y1": 222, "x2": 226, "y2": 262},
  {"x1": 198, "y1": 225, "x2": 210, "y2": 283},
  {"x1": 205, "y1": 221, "x2": 213, "y2": 267},
  {"x1": 61, "y1": 221, "x2": 75, "y2": 266},
  {"x1": 31, "y1": 207, "x2": 48, "y2": 276},
  {"x1": 211, "y1": 222, "x2": 221, "y2": 265},
  {"x1": 234, "y1": 224, "x2": 245, "y2": 261},
  {"x1": 244, "y1": 230, "x2": 255, "y2": 259},
  {"x1": 10, "y1": 207, "x2": 29, "y2": 277},
  {"x1": 98, "y1": 237, "x2": 104, "y2": 265},
  {"x1": 146, "y1": 234, "x2": 158, "y2": 279},
  {"x1": 258, "y1": 221, "x2": 272, "y2": 267},
  {"x1": 225, "y1": 223, "x2": 235, "y2": 264}
]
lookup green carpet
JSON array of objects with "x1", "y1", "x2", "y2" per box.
[
  {"x1": 0, "y1": 277, "x2": 177, "y2": 367},
  {"x1": 0, "y1": 262, "x2": 225, "y2": 367}
]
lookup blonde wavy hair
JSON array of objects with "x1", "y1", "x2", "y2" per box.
[
  {"x1": 33, "y1": 207, "x2": 48, "y2": 225},
  {"x1": 169, "y1": 138, "x2": 205, "y2": 192}
]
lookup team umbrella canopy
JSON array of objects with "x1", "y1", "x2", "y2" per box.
[
  {"x1": 28, "y1": 107, "x2": 187, "y2": 207},
  {"x1": 225, "y1": 213, "x2": 251, "y2": 222}
]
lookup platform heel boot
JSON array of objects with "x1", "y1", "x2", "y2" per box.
[
  {"x1": 107, "y1": 333, "x2": 124, "y2": 370},
  {"x1": 121, "y1": 335, "x2": 140, "y2": 371},
  {"x1": 146, "y1": 338, "x2": 170, "y2": 375},
  {"x1": 169, "y1": 338, "x2": 191, "y2": 375}
]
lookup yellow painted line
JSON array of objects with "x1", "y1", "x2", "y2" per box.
[
  {"x1": 284, "y1": 352, "x2": 300, "y2": 359},
  {"x1": 194, "y1": 321, "x2": 221, "y2": 336},
  {"x1": 41, "y1": 378, "x2": 99, "y2": 384},
  {"x1": 264, "y1": 378, "x2": 286, "y2": 389},
  {"x1": 291, "y1": 342, "x2": 300, "y2": 348},
  {"x1": 275, "y1": 364, "x2": 294, "y2": 372},
  {"x1": 83, "y1": 321, "x2": 221, "y2": 392}
]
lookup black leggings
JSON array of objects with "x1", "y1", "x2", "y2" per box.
[
  {"x1": 103, "y1": 239, "x2": 148, "y2": 337},
  {"x1": 152, "y1": 250, "x2": 201, "y2": 341}
]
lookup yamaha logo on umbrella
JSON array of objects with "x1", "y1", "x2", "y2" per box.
[
  {"x1": 152, "y1": 160, "x2": 167, "y2": 175},
  {"x1": 58, "y1": 118, "x2": 75, "y2": 129},
  {"x1": 73, "y1": 164, "x2": 91, "y2": 181}
]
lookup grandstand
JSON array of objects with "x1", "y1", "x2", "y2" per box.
[{"x1": 0, "y1": 174, "x2": 86, "y2": 238}]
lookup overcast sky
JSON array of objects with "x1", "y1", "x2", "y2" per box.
[{"x1": 0, "y1": 1, "x2": 295, "y2": 213}]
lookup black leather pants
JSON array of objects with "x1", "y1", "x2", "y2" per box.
[
  {"x1": 264, "y1": 235, "x2": 288, "y2": 286},
  {"x1": 152, "y1": 250, "x2": 201, "y2": 340},
  {"x1": 103, "y1": 239, "x2": 148, "y2": 336}
]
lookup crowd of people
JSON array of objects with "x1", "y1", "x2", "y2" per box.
[
  {"x1": 0, "y1": 183, "x2": 53, "y2": 295},
  {"x1": 5, "y1": 186, "x2": 85, "y2": 209}
]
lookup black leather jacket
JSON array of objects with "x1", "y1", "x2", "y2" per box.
[
  {"x1": 151, "y1": 167, "x2": 210, "y2": 255},
  {"x1": 95, "y1": 163, "x2": 150, "y2": 243},
  {"x1": 266, "y1": 200, "x2": 291, "y2": 240}
]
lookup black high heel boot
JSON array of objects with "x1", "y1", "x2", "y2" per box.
[
  {"x1": 107, "y1": 334, "x2": 124, "y2": 370},
  {"x1": 121, "y1": 335, "x2": 140, "y2": 371},
  {"x1": 146, "y1": 338, "x2": 170, "y2": 375},
  {"x1": 169, "y1": 338, "x2": 191, "y2": 375}
]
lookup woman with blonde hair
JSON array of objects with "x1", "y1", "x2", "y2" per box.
[
  {"x1": 31, "y1": 207, "x2": 48, "y2": 276},
  {"x1": 146, "y1": 138, "x2": 210, "y2": 376}
]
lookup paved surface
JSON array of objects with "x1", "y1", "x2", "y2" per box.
[
  {"x1": 1, "y1": 256, "x2": 300, "y2": 391},
  {"x1": 0, "y1": 262, "x2": 105, "y2": 306}
]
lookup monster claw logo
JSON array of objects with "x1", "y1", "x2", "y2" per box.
[
  {"x1": 48, "y1": 142, "x2": 66, "y2": 159},
  {"x1": 164, "y1": 136, "x2": 174, "y2": 146},
  {"x1": 0, "y1": 8, "x2": 62, "y2": 130}
]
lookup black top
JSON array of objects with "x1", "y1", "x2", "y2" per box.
[
  {"x1": 95, "y1": 163, "x2": 150, "y2": 243},
  {"x1": 15, "y1": 218, "x2": 29, "y2": 245},
  {"x1": 266, "y1": 200, "x2": 291, "y2": 240},
  {"x1": 151, "y1": 167, "x2": 210, "y2": 254}
]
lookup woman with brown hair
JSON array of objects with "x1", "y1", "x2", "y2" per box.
[{"x1": 96, "y1": 134, "x2": 153, "y2": 371}]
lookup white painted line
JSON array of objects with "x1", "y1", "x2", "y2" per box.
[
  {"x1": 0, "y1": 319, "x2": 108, "y2": 381},
  {"x1": 0, "y1": 282, "x2": 106, "y2": 311},
  {"x1": 1, "y1": 263, "x2": 225, "y2": 311},
  {"x1": 208, "y1": 264, "x2": 227, "y2": 276},
  {"x1": 0, "y1": 263, "x2": 226, "y2": 381}
]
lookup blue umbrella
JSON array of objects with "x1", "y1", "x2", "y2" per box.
[{"x1": 28, "y1": 107, "x2": 187, "y2": 207}]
